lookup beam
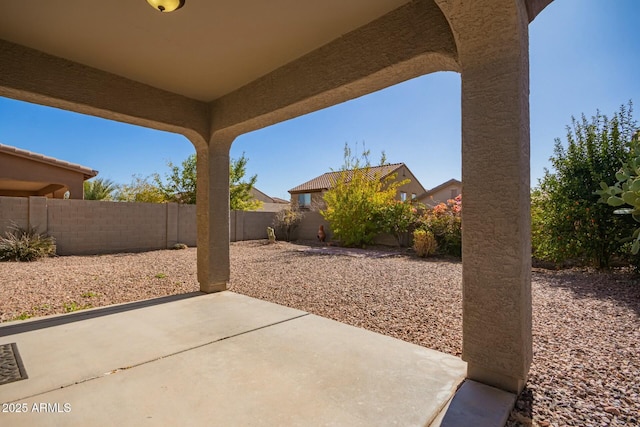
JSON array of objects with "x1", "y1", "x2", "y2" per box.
[
  {"x1": 210, "y1": 0, "x2": 459, "y2": 137},
  {"x1": 0, "y1": 39, "x2": 211, "y2": 144}
]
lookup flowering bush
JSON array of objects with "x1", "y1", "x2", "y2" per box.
[{"x1": 417, "y1": 195, "x2": 461, "y2": 257}]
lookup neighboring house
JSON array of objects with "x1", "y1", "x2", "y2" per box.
[
  {"x1": 417, "y1": 178, "x2": 462, "y2": 207},
  {"x1": 288, "y1": 163, "x2": 427, "y2": 211},
  {"x1": 249, "y1": 187, "x2": 290, "y2": 212},
  {"x1": 0, "y1": 143, "x2": 97, "y2": 199}
]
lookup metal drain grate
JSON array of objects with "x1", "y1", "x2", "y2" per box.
[{"x1": 0, "y1": 343, "x2": 28, "y2": 385}]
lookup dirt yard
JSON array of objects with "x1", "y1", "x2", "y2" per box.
[{"x1": 1, "y1": 241, "x2": 638, "y2": 426}]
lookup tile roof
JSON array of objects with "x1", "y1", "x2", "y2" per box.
[
  {"x1": 289, "y1": 163, "x2": 404, "y2": 193},
  {"x1": 0, "y1": 143, "x2": 98, "y2": 178}
]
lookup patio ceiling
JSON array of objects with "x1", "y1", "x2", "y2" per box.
[{"x1": 0, "y1": 0, "x2": 412, "y2": 102}]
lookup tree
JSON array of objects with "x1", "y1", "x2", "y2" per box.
[
  {"x1": 532, "y1": 102, "x2": 638, "y2": 268},
  {"x1": 321, "y1": 143, "x2": 408, "y2": 247},
  {"x1": 83, "y1": 178, "x2": 116, "y2": 200},
  {"x1": 154, "y1": 154, "x2": 197, "y2": 204},
  {"x1": 114, "y1": 175, "x2": 167, "y2": 203},
  {"x1": 152, "y1": 153, "x2": 262, "y2": 210},
  {"x1": 229, "y1": 153, "x2": 262, "y2": 211}
]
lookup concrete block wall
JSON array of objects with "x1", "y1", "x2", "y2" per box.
[
  {"x1": 231, "y1": 210, "x2": 277, "y2": 242},
  {"x1": 47, "y1": 199, "x2": 168, "y2": 255},
  {"x1": 293, "y1": 211, "x2": 332, "y2": 241},
  {"x1": 177, "y1": 204, "x2": 197, "y2": 246},
  {"x1": 0, "y1": 196, "x2": 29, "y2": 233},
  {"x1": 0, "y1": 196, "x2": 401, "y2": 254},
  {"x1": 293, "y1": 211, "x2": 399, "y2": 246}
]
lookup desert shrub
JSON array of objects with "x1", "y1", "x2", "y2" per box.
[
  {"x1": 322, "y1": 143, "x2": 408, "y2": 247},
  {"x1": 0, "y1": 225, "x2": 56, "y2": 261},
  {"x1": 418, "y1": 196, "x2": 462, "y2": 257},
  {"x1": 273, "y1": 207, "x2": 304, "y2": 242},
  {"x1": 377, "y1": 200, "x2": 421, "y2": 247},
  {"x1": 413, "y1": 229, "x2": 437, "y2": 257},
  {"x1": 533, "y1": 103, "x2": 638, "y2": 268}
]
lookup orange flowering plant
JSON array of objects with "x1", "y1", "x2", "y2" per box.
[{"x1": 417, "y1": 194, "x2": 461, "y2": 257}]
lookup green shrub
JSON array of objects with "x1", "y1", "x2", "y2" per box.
[
  {"x1": 378, "y1": 201, "x2": 421, "y2": 247},
  {"x1": 533, "y1": 103, "x2": 638, "y2": 268},
  {"x1": 0, "y1": 225, "x2": 56, "y2": 262},
  {"x1": 413, "y1": 229, "x2": 437, "y2": 257}
]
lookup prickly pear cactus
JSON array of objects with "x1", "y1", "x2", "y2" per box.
[{"x1": 596, "y1": 131, "x2": 640, "y2": 253}]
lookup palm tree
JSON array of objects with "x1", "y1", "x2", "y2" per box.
[{"x1": 83, "y1": 178, "x2": 117, "y2": 200}]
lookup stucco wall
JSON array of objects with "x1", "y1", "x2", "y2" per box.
[
  {"x1": 290, "y1": 191, "x2": 325, "y2": 211},
  {"x1": 0, "y1": 151, "x2": 86, "y2": 199},
  {"x1": 392, "y1": 165, "x2": 426, "y2": 202},
  {"x1": 422, "y1": 184, "x2": 461, "y2": 207}
]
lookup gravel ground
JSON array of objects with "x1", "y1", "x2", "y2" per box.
[{"x1": 0, "y1": 240, "x2": 638, "y2": 426}]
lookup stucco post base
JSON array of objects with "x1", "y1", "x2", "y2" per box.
[
  {"x1": 200, "y1": 283, "x2": 227, "y2": 294},
  {"x1": 195, "y1": 134, "x2": 234, "y2": 294},
  {"x1": 467, "y1": 365, "x2": 526, "y2": 395}
]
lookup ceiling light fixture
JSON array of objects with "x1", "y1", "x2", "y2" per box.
[{"x1": 146, "y1": 0, "x2": 185, "y2": 13}]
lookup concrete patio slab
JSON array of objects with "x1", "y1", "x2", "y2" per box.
[{"x1": 0, "y1": 291, "x2": 467, "y2": 426}]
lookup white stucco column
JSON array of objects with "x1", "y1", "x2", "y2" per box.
[
  {"x1": 436, "y1": 0, "x2": 533, "y2": 393},
  {"x1": 196, "y1": 134, "x2": 234, "y2": 293}
]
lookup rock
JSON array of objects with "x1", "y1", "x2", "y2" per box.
[{"x1": 604, "y1": 406, "x2": 621, "y2": 416}]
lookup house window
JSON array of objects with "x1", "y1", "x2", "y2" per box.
[
  {"x1": 450, "y1": 188, "x2": 458, "y2": 199},
  {"x1": 298, "y1": 193, "x2": 311, "y2": 208},
  {"x1": 411, "y1": 193, "x2": 417, "y2": 200},
  {"x1": 400, "y1": 192, "x2": 407, "y2": 202}
]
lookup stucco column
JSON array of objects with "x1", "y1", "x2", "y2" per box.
[
  {"x1": 196, "y1": 134, "x2": 234, "y2": 293},
  {"x1": 436, "y1": 0, "x2": 532, "y2": 393}
]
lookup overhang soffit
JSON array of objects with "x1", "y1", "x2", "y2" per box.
[{"x1": 211, "y1": 0, "x2": 458, "y2": 135}]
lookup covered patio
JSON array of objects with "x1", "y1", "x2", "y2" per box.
[
  {"x1": 1, "y1": 0, "x2": 552, "y2": 424},
  {"x1": 1, "y1": 292, "x2": 478, "y2": 426}
]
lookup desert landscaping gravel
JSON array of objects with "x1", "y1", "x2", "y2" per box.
[{"x1": 0, "y1": 240, "x2": 638, "y2": 426}]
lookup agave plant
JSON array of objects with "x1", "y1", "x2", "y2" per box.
[{"x1": 0, "y1": 224, "x2": 56, "y2": 261}]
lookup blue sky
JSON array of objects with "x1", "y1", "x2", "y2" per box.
[{"x1": 1, "y1": 0, "x2": 639, "y2": 200}]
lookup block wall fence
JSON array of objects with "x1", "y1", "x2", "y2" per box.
[{"x1": 0, "y1": 196, "x2": 355, "y2": 255}]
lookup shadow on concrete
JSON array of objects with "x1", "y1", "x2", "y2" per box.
[{"x1": 0, "y1": 292, "x2": 204, "y2": 337}]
